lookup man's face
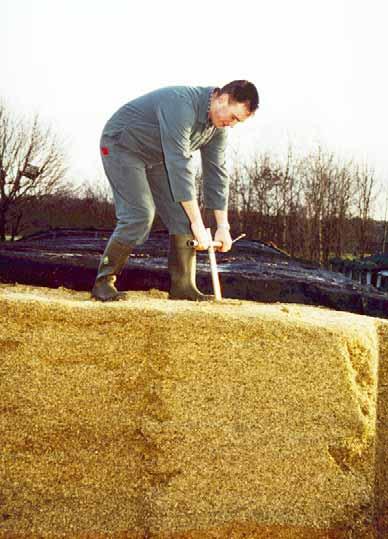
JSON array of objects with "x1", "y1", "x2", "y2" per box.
[{"x1": 210, "y1": 93, "x2": 253, "y2": 128}]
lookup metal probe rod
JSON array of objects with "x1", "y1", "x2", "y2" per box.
[
  {"x1": 232, "y1": 233, "x2": 246, "y2": 243},
  {"x1": 206, "y1": 228, "x2": 222, "y2": 300},
  {"x1": 187, "y1": 232, "x2": 246, "y2": 248}
]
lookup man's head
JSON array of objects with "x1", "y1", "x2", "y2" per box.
[{"x1": 209, "y1": 80, "x2": 259, "y2": 128}]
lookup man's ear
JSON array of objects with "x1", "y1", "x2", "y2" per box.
[{"x1": 218, "y1": 93, "x2": 230, "y2": 105}]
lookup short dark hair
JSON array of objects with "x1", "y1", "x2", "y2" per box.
[{"x1": 217, "y1": 80, "x2": 259, "y2": 113}]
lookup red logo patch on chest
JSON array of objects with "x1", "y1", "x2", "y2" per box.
[{"x1": 101, "y1": 146, "x2": 109, "y2": 156}]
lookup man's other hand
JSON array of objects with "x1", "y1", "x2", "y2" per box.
[{"x1": 214, "y1": 227, "x2": 232, "y2": 252}]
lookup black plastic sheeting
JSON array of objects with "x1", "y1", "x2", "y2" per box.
[{"x1": 1, "y1": 229, "x2": 387, "y2": 319}]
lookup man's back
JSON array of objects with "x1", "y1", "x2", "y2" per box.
[
  {"x1": 101, "y1": 85, "x2": 219, "y2": 165},
  {"x1": 103, "y1": 85, "x2": 213, "y2": 136}
]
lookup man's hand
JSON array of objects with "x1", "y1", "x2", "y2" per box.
[
  {"x1": 191, "y1": 221, "x2": 210, "y2": 250},
  {"x1": 214, "y1": 226, "x2": 232, "y2": 252},
  {"x1": 181, "y1": 200, "x2": 210, "y2": 250}
]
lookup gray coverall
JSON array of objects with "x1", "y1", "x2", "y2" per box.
[{"x1": 100, "y1": 86, "x2": 229, "y2": 246}]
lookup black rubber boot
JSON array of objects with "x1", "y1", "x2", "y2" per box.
[
  {"x1": 91, "y1": 237, "x2": 133, "y2": 302},
  {"x1": 168, "y1": 234, "x2": 214, "y2": 301}
]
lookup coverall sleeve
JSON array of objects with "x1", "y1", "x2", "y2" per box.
[
  {"x1": 156, "y1": 98, "x2": 196, "y2": 202},
  {"x1": 200, "y1": 128, "x2": 229, "y2": 210}
]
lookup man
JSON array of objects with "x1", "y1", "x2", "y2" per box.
[{"x1": 92, "y1": 80, "x2": 259, "y2": 302}]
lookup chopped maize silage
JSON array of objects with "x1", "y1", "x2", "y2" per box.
[
  {"x1": 0, "y1": 284, "x2": 387, "y2": 538},
  {"x1": 375, "y1": 322, "x2": 388, "y2": 538}
]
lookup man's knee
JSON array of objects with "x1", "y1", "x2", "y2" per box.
[{"x1": 114, "y1": 211, "x2": 155, "y2": 245}]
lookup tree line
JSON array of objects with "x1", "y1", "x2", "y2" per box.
[
  {"x1": 1, "y1": 100, "x2": 386, "y2": 265},
  {"x1": 220, "y1": 146, "x2": 381, "y2": 264}
]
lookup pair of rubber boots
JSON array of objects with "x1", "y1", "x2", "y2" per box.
[{"x1": 91, "y1": 235, "x2": 213, "y2": 302}]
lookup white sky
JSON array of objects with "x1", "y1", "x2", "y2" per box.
[{"x1": 3, "y1": 0, "x2": 388, "y2": 217}]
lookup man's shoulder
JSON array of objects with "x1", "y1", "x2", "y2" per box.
[
  {"x1": 123, "y1": 86, "x2": 214, "y2": 125},
  {"x1": 156, "y1": 85, "x2": 212, "y2": 94},
  {"x1": 126, "y1": 85, "x2": 213, "y2": 105},
  {"x1": 152, "y1": 85, "x2": 212, "y2": 102},
  {"x1": 151, "y1": 86, "x2": 213, "y2": 121}
]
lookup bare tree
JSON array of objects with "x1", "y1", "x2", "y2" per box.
[
  {"x1": 0, "y1": 100, "x2": 68, "y2": 240},
  {"x1": 352, "y1": 163, "x2": 377, "y2": 256},
  {"x1": 327, "y1": 163, "x2": 353, "y2": 257},
  {"x1": 220, "y1": 141, "x2": 380, "y2": 263},
  {"x1": 229, "y1": 148, "x2": 304, "y2": 250},
  {"x1": 240, "y1": 151, "x2": 278, "y2": 238},
  {"x1": 299, "y1": 147, "x2": 325, "y2": 262},
  {"x1": 226, "y1": 148, "x2": 247, "y2": 235},
  {"x1": 298, "y1": 148, "x2": 359, "y2": 264},
  {"x1": 78, "y1": 179, "x2": 115, "y2": 225}
]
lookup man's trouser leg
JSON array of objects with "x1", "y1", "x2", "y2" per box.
[
  {"x1": 92, "y1": 135, "x2": 156, "y2": 301},
  {"x1": 146, "y1": 164, "x2": 213, "y2": 301}
]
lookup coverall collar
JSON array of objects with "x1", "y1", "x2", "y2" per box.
[{"x1": 199, "y1": 86, "x2": 216, "y2": 127}]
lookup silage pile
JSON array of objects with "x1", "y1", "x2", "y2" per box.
[{"x1": 0, "y1": 284, "x2": 387, "y2": 539}]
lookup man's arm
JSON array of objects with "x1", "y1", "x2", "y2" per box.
[
  {"x1": 157, "y1": 96, "x2": 197, "y2": 203},
  {"x1": 200, "y1": 130, "x2": 232, "y2": 252},
  {"x1": 180, "y1": 200, "x2": 210, "y2": 250},
  {"x1": 213, "y1": 210, "x2": 232, "y2": 252},
  {"x1": 157, "y1": 95, "x2": 209, "y2": 248},
  {"x1": 179, "y1": 203, "x2": 232, "y2": 252}
]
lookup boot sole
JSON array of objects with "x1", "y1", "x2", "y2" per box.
[{"x1": 91, "y1": 291, "x2": 128, "y2": 302}]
